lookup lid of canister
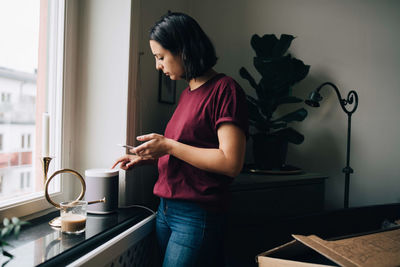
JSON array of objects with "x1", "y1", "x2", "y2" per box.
[{"x1": 85, "y1": 168, "x2": 119, "y2": 178}]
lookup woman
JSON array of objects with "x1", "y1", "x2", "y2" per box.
[{"x1": 112, "y1": 12, "x2": 248, "y2": 267}]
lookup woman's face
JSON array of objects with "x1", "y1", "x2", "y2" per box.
[{"x1": 149, "y1": 40, "x2": 185, "y2": 80}]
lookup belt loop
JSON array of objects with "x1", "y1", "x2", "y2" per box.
[{"x1": 161, "y1": 198, "x2": 168, "y2": 213}]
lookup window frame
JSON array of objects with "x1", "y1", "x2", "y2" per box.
[{"x1": 0, "y1": 0, "x2": 78, "y2": 221}]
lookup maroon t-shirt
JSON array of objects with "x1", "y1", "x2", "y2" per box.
[{"x1": 154, "y1": 73, "x2": 248, "y2": 209}]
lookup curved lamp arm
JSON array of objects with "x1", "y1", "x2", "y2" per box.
[{"x1": 314, "y1": 82, "x2": 359, "y2": 115}]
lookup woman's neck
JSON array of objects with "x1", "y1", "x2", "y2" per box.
[{"x1": 188, "y1": 69, "x2": 218, "y2": 91}]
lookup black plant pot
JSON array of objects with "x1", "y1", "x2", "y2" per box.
[{"x1": 252, "y1": 133, "x2": 288, "y2": 170}]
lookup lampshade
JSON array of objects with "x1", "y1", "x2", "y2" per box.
[{"x1": 305, "y1": 91, "x2": 323, "y2": 107}]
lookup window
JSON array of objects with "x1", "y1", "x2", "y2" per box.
[
  {"x1": 20, "y1": 173, "x2": 24, "y2": 189},
  {"x1": 0, "y1": 0, "x2": 77, "y2": 220},
  {"x1": 26, "y1": 172, "x2": 30, "y2": 188},
  {"x1": 0, "y1": 93, "x2": 10, "y2": 103},
  {"x1": 21, "y1": 134, "x2": 25, "y2": 149},
  {"x1": 0, "y1": 134, "x2": 3, "y2": 151},
  {"x1": 27, "y1": 134, "x2": 31, "y2": 148},
  {"x1": 0, "y1": 0, "x2": 39, "y2": 205}
]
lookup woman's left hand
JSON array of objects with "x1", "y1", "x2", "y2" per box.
[{"x1": 131, "y1": 133, "x2": 171, "y2": 160}]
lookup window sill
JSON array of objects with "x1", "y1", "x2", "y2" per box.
[{"x1": 1, "y1": 207, "x2": 155, "y2": 266}]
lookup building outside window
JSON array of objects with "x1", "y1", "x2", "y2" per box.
[
  {"x1": 27, "y1": 134, "x2": 31, "y2": 148},
  {"x1": 26, "y1": 171, "x2": 30, "y2": 188},
  {"x1": 20, "y1": 173, "x2": 24, "y2": 189},
  {"x1": 0, "y1": 175, "x2": 3, "y2": 194},
  {"x1": 0, "y1": 0, "x2": 39, "y2": 204},
  {"x1": 0, "y1": 0, "x2": 71, "y2": 219},
  {"x1": 0, "y1": 93, "x2": 10, "y2": 103},
  {"x1": 21, "y1": 134, "x2": 25, "y2": 149},
  {"x1": 0, "y1": 67, "x2": 36, "y2": 200}
]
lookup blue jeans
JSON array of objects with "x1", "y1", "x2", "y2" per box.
[{"x1": 156, "y1": 198, "x2": 225, "y2": 267}]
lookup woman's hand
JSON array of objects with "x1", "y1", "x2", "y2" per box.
[
  {"x1": 132, "y1": 133, "x2": 171, "y2": 160},
  {"x1": 112, "y1": 133, "x2": 169, "y2": 170},
  {"x1": 111, "y1": 154, "x2": 156, "y2": 170}
]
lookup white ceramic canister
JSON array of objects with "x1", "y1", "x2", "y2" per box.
[{"x1": 84, "y1": 169, "x2": 119, "y2": 214}]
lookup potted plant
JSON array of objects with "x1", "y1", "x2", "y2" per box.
[
  {"x1": 240, "y1": 34, "x2": 310, "y2": 171},
  {"x1": 1, "y1": 217, "x2": 28, "y2": 264}
]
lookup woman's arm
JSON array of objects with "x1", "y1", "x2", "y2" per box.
[{"x1": 133, "y1": 122, "x2": 246, "y2": 177}]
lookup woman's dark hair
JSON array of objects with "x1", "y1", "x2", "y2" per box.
[{"x1": 149, "y1": 12, "x2": 217, "y2": 80}]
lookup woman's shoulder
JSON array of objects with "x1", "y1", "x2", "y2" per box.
[
  {"x1": 215, "y1": 73, "x2": 233, "y2": 83},
  {"x1": 214, "y1": 73, "x2": 245, "y2": 93}
]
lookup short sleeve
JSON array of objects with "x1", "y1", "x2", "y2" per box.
[{"x1": 214, "y1": 78, "x2": 249, "y2": 138}]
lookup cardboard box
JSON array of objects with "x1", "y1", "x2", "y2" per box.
[{"x1": 257, "y1": 227, "x2": 400, "y2": 267}]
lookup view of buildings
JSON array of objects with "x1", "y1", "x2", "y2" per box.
[{"x1": 0, "y1": 66, "x2": 36, "y2": 201}]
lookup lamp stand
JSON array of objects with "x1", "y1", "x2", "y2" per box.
[
  {"x1": 306, "y1": 82, "x2": 358, "y2": 209},
  {"x1": 343, "y1": 113, "x2": 354, "y2": 208}
]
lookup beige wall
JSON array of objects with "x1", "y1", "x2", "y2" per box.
[
  {"x1": 74, "y1": 0, "x2": 131, "y2": 172},
  {"x1": 137, "y1": 0, "x2": 190, "y2": 136},
  {"x1": 191, "y1": 0, "x2": 400, "y2": 209}
]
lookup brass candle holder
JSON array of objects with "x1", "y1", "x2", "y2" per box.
[{"x1": 42, "y1": 157, "x2": 105, "y2": 227}]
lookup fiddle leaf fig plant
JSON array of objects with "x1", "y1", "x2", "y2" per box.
[
  {"x1": 1, "y1": 217, "x2": 28, "y2": 262},
  {"x1": 240, "y1": 34, "x2": 310, "y2": 170}
]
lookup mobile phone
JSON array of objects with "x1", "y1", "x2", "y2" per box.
[{"x1": 117, "y1": 144, "x2": 135, "y2": 149}]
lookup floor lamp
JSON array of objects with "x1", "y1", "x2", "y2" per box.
[{"x1": 305, "y1": 82, "x2": 359, "y2": 208}]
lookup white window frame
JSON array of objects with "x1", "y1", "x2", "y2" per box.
[{"x1": 0, "y1": 0, "x2": 78, "y2": 221}]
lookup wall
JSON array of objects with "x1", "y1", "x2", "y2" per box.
[
  {"x1": 137, "y1": 0, "x2": 190, "y2": 135},
  {"x1": 122, "y1": 0, "x2": 190, "y2": 208},
  {"x1": 190, "y1": 0, "x2": 400, "y2": 209},
  {"x1": 73, "y1": 0, "x2": 189, "y2": 208},
  {"x1": 74, "y1": 0, "x2": 131, "y2": 173}
]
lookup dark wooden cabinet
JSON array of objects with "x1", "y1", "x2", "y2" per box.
[
  {"x1": 228, "y1": 172, "x2": 327, "y2": 222},
  {"x1": 225, "y1": 172, "x2": 327, "y2": 267}
]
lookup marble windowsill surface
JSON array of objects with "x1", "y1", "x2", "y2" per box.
[{"x1": 1, "y1": 207, "x2": 154, "y2": 267}]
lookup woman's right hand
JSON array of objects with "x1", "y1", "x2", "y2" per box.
[{"x1": 111, "y1": 154, "x2": 156, "y2": 170}]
